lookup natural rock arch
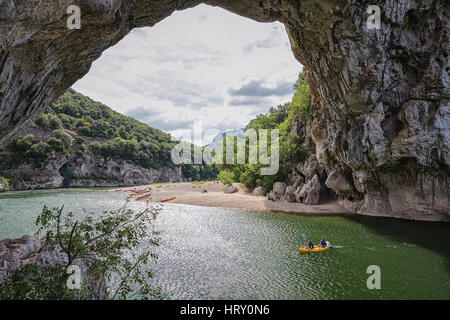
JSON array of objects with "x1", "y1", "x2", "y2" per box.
[{"x1": 0, "y1": 0, "x2": 448, "y2": 220}]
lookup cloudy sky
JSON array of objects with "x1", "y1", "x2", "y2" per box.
[{"x1": 73, "y1": 4, "x2": 302, "y2": 145}]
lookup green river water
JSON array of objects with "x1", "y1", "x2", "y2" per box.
[{"x1": 0, "y1": 188, "x2": 449, "y2": 299}]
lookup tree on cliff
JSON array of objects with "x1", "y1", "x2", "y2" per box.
[{"x1": 215, "y1": 71, "x2": 311, "y2": 192}]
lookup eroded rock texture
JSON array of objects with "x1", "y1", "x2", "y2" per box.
[
  {"x1": 9, "y1": 152, "x2": 184, "y2": 191},
  {"x1": 0, "y1": 0, "x2": 448, "y2": 220},
  {"x1": 0, "y1": 235, "x2": 107, "y2": 299}
]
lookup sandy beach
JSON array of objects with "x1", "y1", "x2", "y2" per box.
[{"x1": 117, "y1": 182, "x2": 351, "y2": 215}]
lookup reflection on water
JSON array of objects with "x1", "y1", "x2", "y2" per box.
[{"x1": 0, "y1": 188, "x2": 449, "y2": 299}]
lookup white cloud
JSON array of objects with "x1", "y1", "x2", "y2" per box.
[{"x1": 73, "y1": 4, "x2": 302, "y2": 144}]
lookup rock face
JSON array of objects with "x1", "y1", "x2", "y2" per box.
[
  {"x1": 283, "y1": 185, "x2": 297, "y2": 203},
  {"x1": 66, "y1": 153, "x2": 184, "y2": 188},
  {"x1": 268, "y1": 182, "x2": 287, "y2": 201},
  {"x1": 8, "y1": 152, "x2": 184, "y2": 191},
  {"x1": 0, "y1": 235, "x2": 107, "y2": 299},
  {"x1": 297, "y1": 175, "x2": 321, "y2": 205},
  {"x1": 224, "y1": 185, "x2": 238, "y2": 194},
  {"x1": 10, "y1": 154, "x2": 67, "y2": 190},
  {"x1": 0, "y1": 1, "x2": 448, "y2": 220},
  {"x1": 325, "y1": 170, "x2": 354, "y2": 194},
  {"x1": 252, "y1": 186, "x2": 265, "y2": 196}
]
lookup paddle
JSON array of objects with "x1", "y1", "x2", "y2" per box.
[
  {"x1": 301, "y1": 233, "x2": 311, "y2": 250},
  {"x1": 327, "y1": 241, "x2": 334, "y2": 249}
]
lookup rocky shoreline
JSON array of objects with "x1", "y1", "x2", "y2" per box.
[
  {"x1": 263, "y1": 107, "x2": 450, "y2": 222},
  {"x1": 5, "y1": 152, "x2": 184, "y2": 191}
]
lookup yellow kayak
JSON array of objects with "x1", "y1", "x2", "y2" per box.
[{"x1": 299, "y1": 245, "x2": 331, "y2": 254}]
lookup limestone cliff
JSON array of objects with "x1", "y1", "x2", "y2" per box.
[
  {"x1": 9, "y1": 151, "x2": 184, "y2": 191},
  {"x1": 270, "y1": 112, "x2": 449, "y2": 222},
  {"x1": 0, "y1": 0, "x2": 448, "y2": 220}
]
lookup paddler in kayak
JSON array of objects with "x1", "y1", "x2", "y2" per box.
[
  {"x1": 304, "y1": 240, "x2": 314, "y2": 250},
  {"x1": 319, "y1": 237, "x2": 328, "y2": 248}
]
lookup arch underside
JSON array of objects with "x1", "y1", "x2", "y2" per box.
[{"x1": 0, "y1": 0, "x2": 448, "y2": 220}]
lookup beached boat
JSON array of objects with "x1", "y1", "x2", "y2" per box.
[
  {"x1": 161, "y1": 196, "x2": 176, "y2": 203},
  {"x1": 128, "y1": 190, "x2": 151, "y2": 197},
  {"x1": 135, "y1": 193, "x2": 152, "y2": 201}
]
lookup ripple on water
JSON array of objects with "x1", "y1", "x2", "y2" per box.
[{"x1": 0, "y1": 189, "x2": 449, "y2": 299}]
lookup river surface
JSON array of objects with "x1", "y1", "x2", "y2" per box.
[{"x1": 0, "y1": 188, "x2": 449, "y2": 299}]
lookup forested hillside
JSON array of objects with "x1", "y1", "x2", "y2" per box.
[
  {"x1": 216, "y1": 71, "x2": 313, "y2": 192},
  {"x1": 0, "y1": 89, "x2": 217, "y2": 190}
]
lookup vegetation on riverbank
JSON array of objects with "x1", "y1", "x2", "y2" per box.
[
  {"x1": 0, "y1": 202, "x2": 162, "y2": 300},
  {"x1": 0, "y1": 176, "x2": 10, "y2": 191},
  {"x1": 0, "y1": 90, "x2": 218, "y2": 185},
  {"x1": 216, "y1": 71, "x2": 313, "y2": 193}
]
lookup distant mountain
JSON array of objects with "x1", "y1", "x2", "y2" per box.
[{"x1": 205, "y1": 128, "x2": 247, "y2": 150}]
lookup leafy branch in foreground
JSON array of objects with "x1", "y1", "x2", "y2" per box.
[
  {"x1": 1, "y1": 201, "x2": 162, "y2": 300},
  {"x1": 0, "y1": 263, "x2": 85, "y2": 300}
]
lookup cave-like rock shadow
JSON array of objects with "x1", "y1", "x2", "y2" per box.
[{"x1": 344, "y1": 215, "x2": 450, "y2": 274}]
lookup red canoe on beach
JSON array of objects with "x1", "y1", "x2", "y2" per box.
[
  {"x1": 129, "y1": 190, "x2": 151, "y2": 197},
  {"x1": 161, "y1": 196, "x2": 176, "y2": 203}
]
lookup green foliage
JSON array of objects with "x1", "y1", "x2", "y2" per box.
[
  {"x1": 247, "y1": 103, "x2": 289, "y2": 131},
  {"x1": 75, "y1": 136, "x2": 85, "y2": 144},
  {"x1": 51, "y1": 89, "x2": 172, "y2": 146},
  {"x1": 35, "y1": 113, "x2": 62, "y2": 130},
  {"x1": 29, "y1": 142, "x2": 50, "y2": 163},
  {"x1": 289, "y1": 72, "x2": 312, "y2": 121},
  {"x1": 218, "y1": 169, "x2": 234, "y2": 186},
  {"x1": 0, "y1": 263, "x2": 89, "y2": 300},
  {"x1": 0, "y1": 176, "x2": 10, "y2": 190},
  {"x1": 238, "y1": 165, "x2": 260, "y2": 189},
  {"x1": 31, "y1": 203, "x2": 162, "y2": 300},
  {"x1": 181, "y1": 164, "x2": 219, "y2": 181},
  {"x1": 48, "y1": 89, "x2": 196, "y2": 172},
  {"x1": 47, "y1": 137, "x2": 66, "y2": 153},
  {"x1": 49, "y1": 115, "x2": 63, "y2": 129},
  {"x1": 216, "y1": 70, "x2": 313, "y2": 192},
  {"x1": 53, "y1": 129, "x2": 72, "y2": 147},
  {"x1": 6, "y1": 131, "x2": 58, "y2": 166},
  {"x1": 0, "y1": 263, "x2": 97, "y2": 300},
  {"x1": 90, "y1": 137, "x2": 139, "y2": 161},
  {"x1": 91, "y1": 119, "x2": 114, "y2": 138},
  {"x1": 59, "y1": 114, "x2": 76, "y2": 129},
  {"x1": 10, "y1": 138, "x2": 51, "y2": 165},
  {"x1": 0, "y1": 89, "x2": 217, "y2": 180},
  {"x1": 35, "y1": 114, "x2": 50, "y2": 128},
  {"x1": 10, "y1": 134, "x2": 37, "y2": 154}
]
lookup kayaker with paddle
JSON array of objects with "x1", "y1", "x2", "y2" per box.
[
  {"x1": 319, "y1": 237, "x2": 327, "y2": 248},
  {"x1": 305, "y1": 240, "x2": 314, "y2": 250}
]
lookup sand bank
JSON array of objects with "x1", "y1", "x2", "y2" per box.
[{"x1": 114, "y1": 182, "x2": 351, "y2": 216}]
